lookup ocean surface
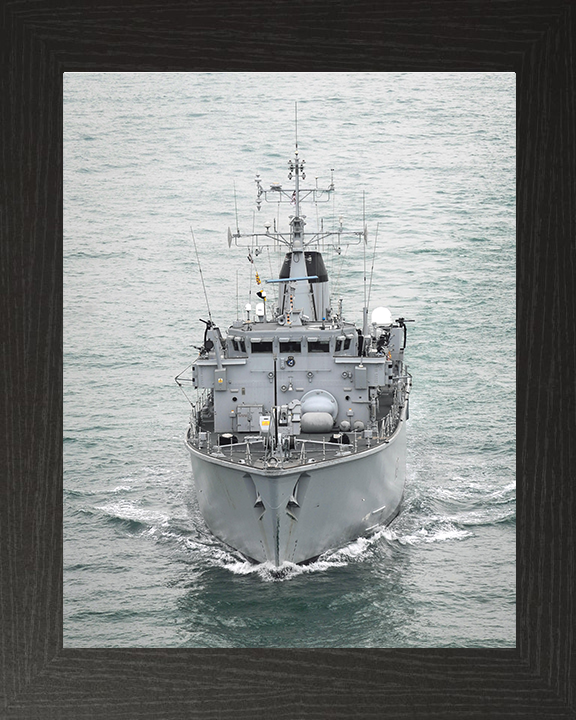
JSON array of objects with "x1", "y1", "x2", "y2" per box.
[{"x1": 63, "y1": 72, "x2": 516, "y2": 648}]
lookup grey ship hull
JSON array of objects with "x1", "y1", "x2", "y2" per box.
[
  {"x1": 187, "y1": 405, "x2": 407, "y2": 566},
  {"x1": 178, "y1": 143, "x2": 413, "y2": 567}
]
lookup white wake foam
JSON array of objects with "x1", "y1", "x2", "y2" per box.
[
  {"x1": 95, "y1": 500, "x2": 171, "y2": 528},
  {"x1": 388, "y1": 521, "x2": 473, "y2": 545}
]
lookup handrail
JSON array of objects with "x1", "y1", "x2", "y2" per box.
[{"x1": 187, "y1": 386, "x2": 407, "y2": 461}]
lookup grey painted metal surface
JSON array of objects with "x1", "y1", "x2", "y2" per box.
[
  {"x1": 177, "y1": 143, "x2": 412, "y2": 566},
  {"x1": 187, "y1": 403, "x2": 408, "y2": 565}
]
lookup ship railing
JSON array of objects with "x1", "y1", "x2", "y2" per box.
[
  {"x1": 380, "y1": 410, "x2": 399, "y2": 440},
  {"x1": 289, "y1": 437, "x2": 355, "y2": 465},
  {"x1": 378, "y1": 385, "x2": 405, "y2": 440},
  {"x1": 189, "y1": 431, "x2": 357, "y2": 463},
  {"x1": 187, "y1": 414, "x2": 404, "y2": 465},
  {"x1": 211, "y1": 436, "x2": 266, "y2": 460}
]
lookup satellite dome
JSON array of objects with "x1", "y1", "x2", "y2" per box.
[{"x1": 371, "y1": 306, "x2": 392, "y2": 326}]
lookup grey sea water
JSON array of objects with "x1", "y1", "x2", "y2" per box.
[{"x1": 63, "y1": 72, "x2": 515, "y2": 648}]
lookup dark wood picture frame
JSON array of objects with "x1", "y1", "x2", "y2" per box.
[{"x1": 1, "y1": 1, "x2": 575, "y2": 717}]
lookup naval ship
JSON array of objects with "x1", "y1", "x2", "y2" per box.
[{"x1": 176, "y1": 144, "x2": 412, "y2": 566}]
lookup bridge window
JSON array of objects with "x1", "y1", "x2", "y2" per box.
[
  {"x1": 308, "y1": 340, "x2": 330, "y2": 353},
  {"x1": 251, "y1": 341, "x2": 273, "y2": 353},
  {"x1": 335, "y1": 337, "x2": 352, "y2": 353},
  {"x1": 280, "y1": 341, "x2": 301, "y2": 353}
]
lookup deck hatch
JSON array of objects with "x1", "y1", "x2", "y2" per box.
[
  {"x1": 354, "y1": 366, "x2": 367, "y2": 389},
  {"x1": 214, "y1": 368, "x2": 227, "y2": 391}
]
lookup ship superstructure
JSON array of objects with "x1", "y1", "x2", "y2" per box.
[{"x1": 177, "y1": 142, "x2": 412, "y2": 566}]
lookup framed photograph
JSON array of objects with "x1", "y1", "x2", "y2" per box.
[{"x1": 2, "y1": 3, "x2": 574, "y2": 717}]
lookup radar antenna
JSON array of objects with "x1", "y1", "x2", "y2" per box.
[
  {"x1": 190, "y1": 226, "x2": 213, "y2": 324},
  {"x1": 233, "y1": 182, "x2": 240, "y2": 235},
  {"x1": 295, "y1": 101, "x2": 298, "y2": 151},
  {"x1": 367, "y1": 222, "x2": 380, "y2": 310}
]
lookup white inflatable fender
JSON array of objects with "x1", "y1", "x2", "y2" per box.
[
  {"x1": 300, "y1": 411, "x2": 334, "y2": 434},
  {"x1": 300, "y1": 389, "x2": 338, "y2": 418}
]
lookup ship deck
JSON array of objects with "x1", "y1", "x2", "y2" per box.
[{"x1": 186, "y1": 424, "x2": 400, "y2": 471}]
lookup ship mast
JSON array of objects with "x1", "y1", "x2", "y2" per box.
[
  {"x1": 294, "y1": 102, "x2": 301, "y2": 224},
  {"x1": 228, "y1": 114, "x2": 366, "y2": 324},
  {"x1": 287, "y1": 146, "x2": 306, "y2": 253}
]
